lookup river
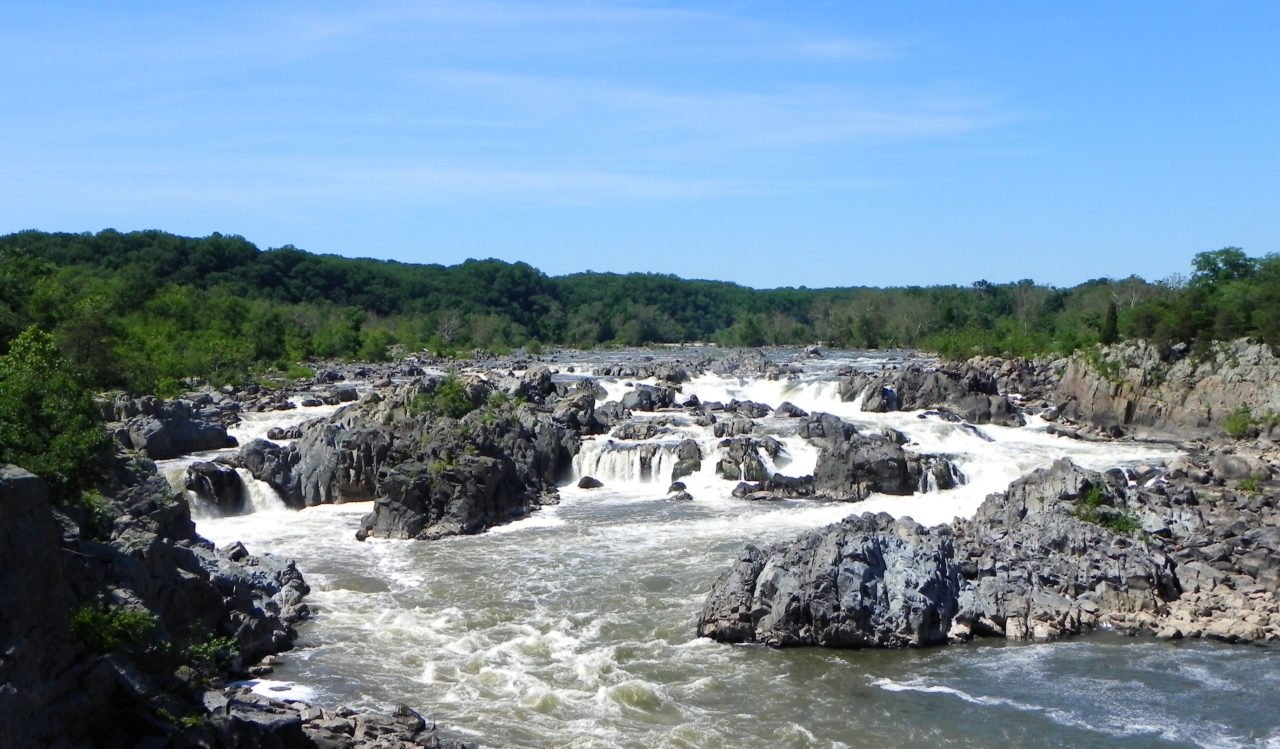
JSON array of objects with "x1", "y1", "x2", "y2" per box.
[{"x1": 190, "y1": 351, "x2": 1280, "y2": 748}]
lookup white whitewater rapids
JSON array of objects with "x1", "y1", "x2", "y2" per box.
[{"x1": 189, "y1": 354, "x2": 1278, "y2": 749}]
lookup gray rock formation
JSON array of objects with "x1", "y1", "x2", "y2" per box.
[
  {"x1": 226, "y1": 380, "x2": 583, "y2": 541},
  {"x1": 671, "y1": 438, "x2": 703, "y2": 482},
  {"x1": 698, "y1": 513, "x2": 959, "y2": 647},
  {"x1": 110, "y1": 396, "x2": 236, "y2": 459},
  {"x1": 183, "y1": 461, "x2": 245, "y2": 515},
  {"x1": 1053, "y1": 338, "x2": 1280, "y2": 437},
  {"x1": 0, "y1": 460, "x2": 311, "y2": 747},
  {"x1": 715, "y1": 437, "x2": 773, "y2": 483},
  {"x1": 699, "y1": 458, "x2": 1280, "y2": 648},
  {"x1": 0, "y1": 466, "x2": 78, "y2": 747},
  {"x1": 620, "y1": 384, "x2": 677, "y2": 412},
  {"x1": 800, "y1": 412, "x2": 965, "y2": 500},
  {"x1": 841, "y1": 365, "x2": 1025, "y2": 427}
]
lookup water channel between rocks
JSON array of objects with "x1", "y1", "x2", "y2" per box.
[{"x1": 188, "y1": 352, "x2": 1280, "y2": 749}]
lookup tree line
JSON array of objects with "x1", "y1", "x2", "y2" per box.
[{"x1": 0, "y1": 229, "x2": 1275, "y2": 394}]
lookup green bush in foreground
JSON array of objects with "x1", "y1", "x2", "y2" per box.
[
  {"x1": 0, "y1": 326, "x2": 108, "y2": 503},
  {"x1": 70, "y1": 603, "x2": 157, "y2": 655},
  {"x1": 1224, "y1": 405, "x2": 1255, "y2": 438}
]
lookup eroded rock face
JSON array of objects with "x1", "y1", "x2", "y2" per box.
[
  {"x1": 359, "y1": 455, "x2": 529, "y2": 541},
  {"x1": 699, "y1": 459, "x2": 1279, "y2": 648},
  {"x1": 236, "y1": 378, "x2": 580, "y2": 541},
  {"x1": 183, "y1": 461, "x2": 245, "y2": 515},
  {"x1": 620, "y1": 384, "x2": 677, "y2": 412},
  {"x1": 0, "y1": 466, "x2": 77, "y2": 747},
  {"x1": 1054, "y1": 338, "x2": 1280, "y2": 437}
]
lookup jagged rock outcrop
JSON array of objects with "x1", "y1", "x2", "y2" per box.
[
  {"x1": 552, "y1": 389, "x2": 608, "y2": 435},
  {"x1": 814, "y1": 432, "x2": 935, "y2": 498},
  {"x1": 799, "y1": 412, "x2": 964, "y2": 500},
  {"x1": 234, "y1": 376, "x2": 580, "y2": 541},
  {"x1": 698, "y1": 458, "x2": 1280, "y2": 648},
  {"x1": 774, "y1": 401, "x2": 808, "y2": 418},
  {"x1": 359, "y1": 454, "x2": 531, "y2": 540},
  {"x1": 698, "y1": 513, "x2": 959, "y2": 647},
  {"x1": 0, "y1": 460, "x2": 311, "y2": 747},
  {"x1": 620, "y1": 384, "x2": 677, "y2": 412},
  {"x1": 712, "y1": 416, "x2": 756, "y2": 438},
  {"x1": 184, "y1": 461, "x2": 245, "y2": 515},
  {"x1": 731, "y1": 473, "x2": 816, "y2": 501},
  {"x1": 715, "y1": 437, "x2": 781, "y2": 483},
  {"x1": 109, "y1": 396, "x2": 237, "y2": 459},
  {"x1": 612, "y1": 419, "x2": 668, "y2": 441},
  {"x1": 1054, "y1": 338, "x2": 1280, "y2": 437},
  {"x1": 840, "y1": 365, "x2": 1025, "y2": 427},
  {"x1": 671, "y1": 438, "x2": 703, "y2": 482},
  {"x1": 203, "y1": 691, "x2": 476, "y2": 749},
  {"x1": 0, "y1": 466, "x2": 79, "y2": 747},
  {"x1": 593, "y1": 361, "x2": 693, "y2": 384}
]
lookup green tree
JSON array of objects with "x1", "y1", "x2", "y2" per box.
[
  {"x1": 0, "y1": 326, "x2": 108, "y2": 502},
  {"x1": 1100, "y1": 300, "x2": 1119, "y2": 345},
  {"x1": 1191, "y1": 247, "x2": 1257, "y2": 286}
]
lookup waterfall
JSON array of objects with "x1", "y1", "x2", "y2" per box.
[{"x1": 236, "y1": 468, "x2": 289, "y2": 513}]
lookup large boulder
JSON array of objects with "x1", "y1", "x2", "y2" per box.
[
  {"x1": 237, "y1": 424, "x2": 393, "y2": 509},
  {"x1": 801, "y1": 412, "x2": 965, "y2": 500},
  {"x1": 698, "y1": 460, "x2": 1202, "y2": 649},
  {"x1": 357, "y1": 456, "x2": 530, "y2": 541},
  {"x1": 183, "y1": 461, "x2": 245, "y2": 516},
  {"x1": 670, "y1": 439, "x2": 703, "y2": 482},
  {"x1": 715, "y1": 438, "x2": 771, "y2": 483},
  {"x1": 119, "y1": 397, "x2": 236, "y2": 459},
  {"x1": 620, "y1": 384, "x2": 676, "y2": 412},
  {"x1": 698, "y1": 513, "x2": 959, "y2": 647}
]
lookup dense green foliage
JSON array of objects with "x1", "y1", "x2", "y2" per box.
[
  {"x1": 0, "y1": 326, "x2": 109, "y2": 501},
  {"x1": 70, "y1": 603, "x2": 158, "y2": 655},
  {"x1": 411, "y1": 375, "x2": 479, "y2": 420},
  {"x1": 0, "y1": 229, "x2": 1275, "y2": 393},
  {"x1": 1124, "y1": 247, "x2": 1280, "y2": 349}
]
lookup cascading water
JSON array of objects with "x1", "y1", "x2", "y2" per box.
[
  {"x1": 235, "y1": 468, "x2": 289, "y2": 513},
  {"x1": 191, "y1": 352, "x2": 1280, "y2": 749}
]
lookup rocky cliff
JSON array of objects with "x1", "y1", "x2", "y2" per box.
[
  {"x1": 1, "y1": 453, "x2": 481, "y2": 748},
  {"x1": 0, "y1": 459, "x2": 311, "y2": 747},
  {"x1": 1052, "y1": 338, "x2": 1280, "y2": 438}
]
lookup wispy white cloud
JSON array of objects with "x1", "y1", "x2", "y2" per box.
[
  {"x1": 0, "y1": 0, "x2": 1012, "y2": 218},
  {"x1": 417, "y1": 68, "x2": 1009, "y2": 153}
]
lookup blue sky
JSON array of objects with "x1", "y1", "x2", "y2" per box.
[{"x1": 1, "y1": 2, "x2": 1276, "y2": 289}]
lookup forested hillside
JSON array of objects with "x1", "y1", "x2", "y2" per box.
[{"x1": 0, "y1": 229, "x2": 1274, "y2": 394}]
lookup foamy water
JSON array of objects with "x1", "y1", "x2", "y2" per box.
[{"x1": 194, "y1": 352, "x2": 1280, "y2": 748}]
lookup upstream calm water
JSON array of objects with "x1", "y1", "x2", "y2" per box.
[{"x1": 194, "y1": 353, "x2": 1280, "y2": 749}]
